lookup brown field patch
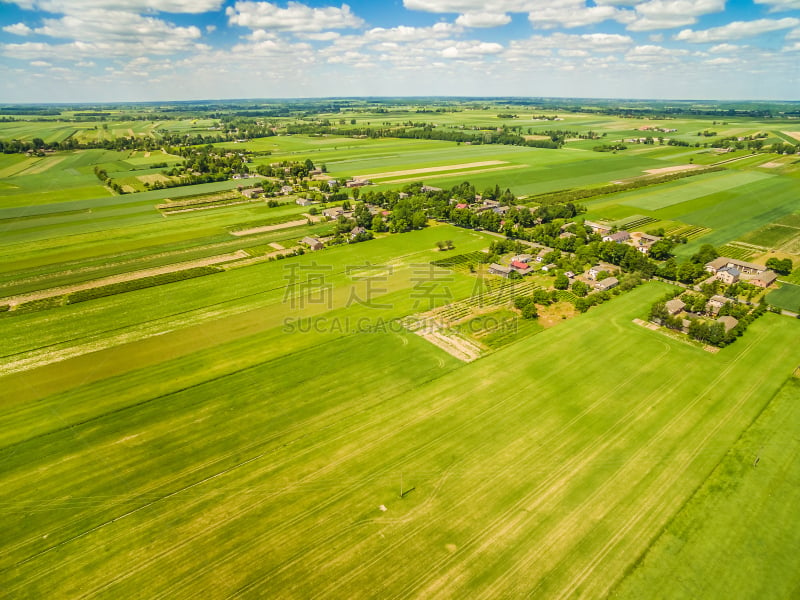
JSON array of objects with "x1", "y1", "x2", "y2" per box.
[
  {"x1": 137, "y1": 173, "x2": 171, "y2": 184},
  {"x1": 376, "y1": 164, "x2": 526, "y2": 185},
  {"x1": 644, "y1": 164, "x2": 700, "y2": 176},
  {"x1": 782, "y1": 131, "x2": 800, "y2": 141},
  {"x1": 20, "y1": 156, "x2": 66, "y2": 176},
  {"x1": 354, "y1": 161, "x2": 508, "y2": 181},
  {"x1": 230, "y1": 219, "x2": 311, "y2": 236}
]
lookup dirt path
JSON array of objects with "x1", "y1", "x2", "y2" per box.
[
  {"x1": 354, "y1": 161, "x2": 507, "y2": 180},
  {"x1": 375, "y1": 164, "x2": 526, "y2": 185},
  {"x1": 230, "y1": 218, "x2": 314, "y2": 236},
  {"x1": 2, "y1": 250, "x2": 248, "y2": 307}
]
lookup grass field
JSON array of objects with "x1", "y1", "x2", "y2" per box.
[
  {"x1": 2, "y1": 107, "x2": 800, "y2": 598},
  {"x1": 2, "y1": 278, "x2": 799, "y2": 597},
  {"x1": 766, "y1": 283, "x2": 800, "y2": 312},
  {"x1": 613, "y1": 377, "x2": 800, "y2": 599}
]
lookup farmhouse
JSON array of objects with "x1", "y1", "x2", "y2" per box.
[
  {"x1": 511, "y1": 254, "x2": 533, "y2": 263},
  {"x1": 455, "y1": 203, "x2": 469, "y2": 210},
  {"x1": 595, "y1": 277, "x2": 619, "y2": 292},
  {"x1": 280, "y1": 185, "x2": 294, "y2": 195},
  {"x1": 535, "y1": 249, "x2": 549, "y2": 262},
  {"x1": 587, "y1": 263, "x2": 616, "y2": 280},
  {"x1": 350, "y1": 226, "x2": 367, "y2": 239},
  {"x1": 705, "y1": 257, "x2": 767, "y2": 276},
  {"x1": 541, "y1": 263, "x2": 557, "y2": 272},
  {"x1": 715, "y1": 266, "x2": 740, "y2": 285},
  {"x1": 510, "y1": 260, "x2": 531, "y2": 274},
  {"x1": 295, "y1": 197, "x2": 314, "y2": 206},
  {"x1": 751, "y1": 270, "x2": 778, "y2": 288},
  {"x1": 602, "y1": 231, "x2": 631, "y2": 243},
  {"x1": 241, "y1": 187, "x2": 263, "y2": 199},
  {"x1": 717, "y1": 315, "x2": 739, "y2": 332},
  {"x1": 300, "y1": 236, "x2": 324, "y2": 251},
  {"x1": 585, "y1": 220, "x2": 612, "y2": 235},
  {"x1": 421, "y1": 185, "x2": 442, "y2": 193},
  {"x1": 665, "y1": 298, "x2": 686, "y2": 316},
  {"x1": 706, "y1": 295, "x2": 731, "y2": 315},
  {"x1": 489, "y1": 263, "x2": 513, "y2": 278},
  {"x1": 322, "y1": 207, "x2": 344, "y2": 219},
  {"x1": 632, "y1": 232, "x2": 661, "y2": 254}
]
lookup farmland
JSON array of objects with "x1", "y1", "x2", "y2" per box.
[{"x1": 1, "y1": 99, "x2": 800, "y2": 598}]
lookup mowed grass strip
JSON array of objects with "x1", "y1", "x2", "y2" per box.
[
  {"x1": 0, "y1": 285, "x2": 798, "y2": 597},
  {"x1": 612, "y1": 377, "x2": 800, "y2": 600}
]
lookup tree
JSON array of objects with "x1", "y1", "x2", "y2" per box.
[
  {"x1": 554, "y1": 273, "x2": 569, "y2": 290},
  {"x1": 766, "y1": 257, "x2": 792, "y2": 275},
  {"x1": 648, "y1": 239, "x2": 674, "y2": 260},
  {"x1": 571, "y1": 280, "x2": 589, "y2": 297}
]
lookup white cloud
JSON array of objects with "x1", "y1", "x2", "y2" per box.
[
  {"x1": 403, "y1": 1, "x2": 632, "y2": 29},
  {"x1": 506, "y1": 32, "x2": 633, "y2": 56},
  {"x1": 302, "y1": 31, "x2": 341, "y2": 41},
  {"x1": 625, "y1": 44, "x2": 689, "y2": 62},
  {"x1": 626, "y1": 0, "x2": 725, "y2": 31},
  {"x1": 529, "y1": 2, "x2": 628, "y2": 29},
  {"x1": 366, "y1": 22, "x2": 459, "y2": 42},
  {"x1": 753, "y1": 0, "x2": 800, "y2": 12},
  {"x1": 559, "y1": 48, "x2": 589, "y2": 57},
  {"x1": 708, "y1": 43, "x2": 743, "y2": 53},
  {"x1": 33, "y1": 10, "x2": 202, "y2": 44},
  {"x1": 787, "y1": 27, "x2": 800, "y2": 39},
  {"x1": 2, "y1": 0, "x2": 224, "y2": 13},
  {"x1": 705, "y1": 56, "x2": 738, "y2": 64},
  {"x1": 226, "y1": 1, "x2": 364, "y2": 33},
  {"x1": 649, "y1": 33, "x2": 663, "y2": 41},
  {"x1": 3, "y1": 22, "x2": 34, "y2": 36},
  {"x1": 676, "y1": 18, "x2": 800, "y2": 43},
  {"x1": 441, "y1": 40, "x2": 503, "y2": 58},
  {"x1": 455, "y1": 12, "x2": 512, "y2": 27},
  {"x1": 30, "y1": 60, "x2": 50, "y2": 66}
]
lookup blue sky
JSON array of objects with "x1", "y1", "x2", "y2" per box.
[{"x1": 0, "y1": 0, "x2": 798, "y2": 102}]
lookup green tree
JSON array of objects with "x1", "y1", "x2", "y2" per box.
[{"x1": 554, "y1": 273, "x2": 569, "y2": 290}]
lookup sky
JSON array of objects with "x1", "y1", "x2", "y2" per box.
[{"x1": 0, "y1": 0, "x2": 798, "y2": 103}]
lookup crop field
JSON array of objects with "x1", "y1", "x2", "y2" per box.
[
  {"x1": 1, "y1": 281, "x2": 799, "y2": 597},
  {"x1": 2, "y1": 103, "x2": 800, "y2": 598},
  {"x1": 613, "y1": 377, "x2": 800, "y2": 599},
  {"x1": 766, "y1": 283, "x2": 800, "y2": 312}
]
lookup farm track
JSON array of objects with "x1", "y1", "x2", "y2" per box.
[{"x1": 0, "y1": 250, "x2": 248, "y2": 307}]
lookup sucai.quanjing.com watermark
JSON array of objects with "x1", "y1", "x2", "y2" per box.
[
  {"x1": 282, "y1": 313, "x2": 520, "y2": 336},
  {"x1": 279, "y1": 260, "x2": 520, "y2": 337}
]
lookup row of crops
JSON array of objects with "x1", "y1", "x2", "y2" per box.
[
  {"x1": 617, "y1": 215, "x2": 658, "y2": 230},
  {"x1": 430, "y1": 251, "x2": 487, "y2": 272},
  {"x1": 716, "y1": 244, "x2": 756, "y2": 261},
  {"x1": 426, "y1": 280, "x2": 540, "y2": 324}
]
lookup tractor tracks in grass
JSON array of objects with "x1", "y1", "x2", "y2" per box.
[
  {"x1": 552, "y1": 332, "x2": 779, "y2": 600},
  {"x1": 1, "y1": 350, "x2": 462, "y2": 593},
  {"x1": 308, "y1": 344, "x2": 674, "y2": 599},
  {"x1": 489, "y1": 332, "x2": 767, "y2": 600}
]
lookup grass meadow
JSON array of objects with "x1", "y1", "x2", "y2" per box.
[
  {"x1": 2, "y1": 111, "x2": 800, "y2": 598},
  {"x1": 1, "y1": 281, "x2": 798, "y2": 598}
]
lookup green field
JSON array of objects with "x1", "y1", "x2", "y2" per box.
[
  {"x1": 614, "y1": 377, "x2": 800, "y2": 599},
  {"x1": 2, "y1": 103, "x2": 800, "y2": 598},
  {"x1": 2, "y1": 271, "x2": 800, "y2": 597},
  {"x1": 766, "y1": 283, "x2": 800, "y2": 312}
]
